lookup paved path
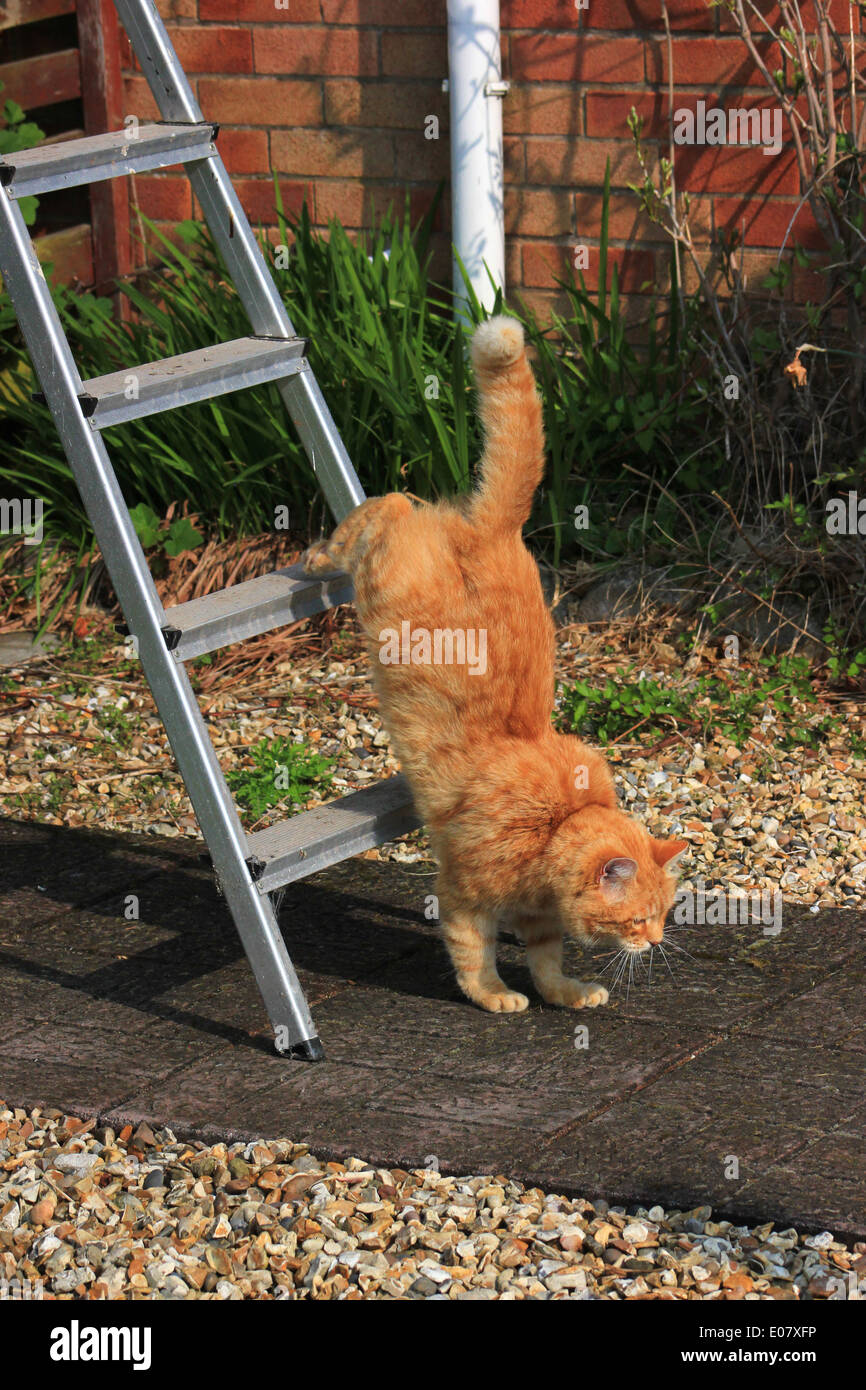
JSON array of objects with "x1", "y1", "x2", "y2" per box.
[{"x1": 1, "y1": 817, "x2": 864, "y2": 1238}]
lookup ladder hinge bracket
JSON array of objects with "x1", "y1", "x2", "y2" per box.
[
  {"x1": 113, "y1": 623, "x2": 181, "y2": 652},
  {"x1": 246, "y1": 856, "x2": 266, "y2": 883}
]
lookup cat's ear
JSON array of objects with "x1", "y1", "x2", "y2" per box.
[
  {"x1": 598, "y1": 857, "x2": 638, "y2": 898},
  {"x1": 653, "y1": 838, "x2": 689, "y2": 871}
]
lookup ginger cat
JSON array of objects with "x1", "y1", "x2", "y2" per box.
[{"x1": 303, "y1": 316, "x2": 687, "y2": 1013}]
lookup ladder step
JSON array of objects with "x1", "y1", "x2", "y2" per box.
[
  {"x1": 78, "y1": 334, "x2": 309, "y2": 429},
  {"x1": 246, "y1": 776, "x2": 421, "y2": 893},
  {"x1": 164, "y1": 561, "x2": 354, "y2": 662},
  {"x1": 0, "y1": 121, "x2": 218, "y2": 199}
]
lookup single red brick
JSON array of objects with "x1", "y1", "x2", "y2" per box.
[
  {"x1": 272, "y1": 127, "x2": 394, "y2": 178},
  {"x1": 131, "y1": 175, "x2": 193, "y2": 221},
  {"x1": 522, "y1": 240, "x2": 656, "y2": 292},
  {"x1": 321, "y1": 0, "x2": 437, "y2": 23},
  {"x1": 394, "y1": 128, "x2": 449, "y2": 180},
  {"x1": 676, "y1": 143, "x2": 799, "y2": 195},
  {"x1": 312, "y1": 180, "x2": 442, "y2": 229},
  {"x1": 574, "y1": 189, "x2": 705, "y2": 241},
  {"x1": 501, "y1": 0, "x2": 582, "y2": 27},
  {"x1": 227, "y1": 177, "x2": 313, "y2": 224},
  {"x1": 585, "y1": 91, "x2": 664, "y2": 139},
  {"x1": 313, "y1": 179, "x2": 368, "y2": 226},
  {"x1": 586, "y1": 91, "x2": 788, "y2": 142},
  {"x1": 505, "y1": 187, "x2": 574, "y2": 236},
  {"x1": 510, "y1": 33, "x2": 644, "y2": 82},
  {"x1": 123, "y1": 75, "x2": 162, "y2": 121},
  {"x1": 325, "y1": 79, "x2": 446, "y2": 129},
  {"x1": 381, "y1": 30, "x2": 449, "y2": 78},
  {"x1": 199, "y1": 0, "x2": 321, "y2": 20},
  {"x1": 504, "y1": 85, "x2": 581, "y2": 135},
  {"x1": 524, "y1": 135, "x2": 651, "y2": 187},
  {"x1": 738, "y1": 247, "x2": 793, "y2": 287},
  {"x1": 647, "y1": 36, "x2": 781, "y2": 85},
  {"x1": 585, "y1": 0, "x2": 714, "y2": 28},
  {"x1": 254, "y1": 26, "x2": 379, "y2": 77},
  {"x1": 594, "y1": 247, "x2": 658, "y2": 294},
  {"x1": 197, "y1": 77, "x2": 322, "y2": 125},
  {"x1": 217, "y1": 127, "x2": 271, "y2": 173},
  {"x1": 160, "y1": 0, "x2": 205, "y2": 16},
  {"x1": 166, "y1": 26, "x2": 253, "y2": 74},
  {"x1": 714, "y1": 195, "x2": 825, "y2": 251}
]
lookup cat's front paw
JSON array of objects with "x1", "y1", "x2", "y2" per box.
[
  {"x1": 542, "y1": 980, "x2": 609, "y2": 1009},
  {"x1": 301, "y1": 542, "x2": 339, "y2": 575},
  {"x1": 470, "y1": 986, "x2": 529, "y2": 1013}
]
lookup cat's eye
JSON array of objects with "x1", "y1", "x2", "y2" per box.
[{"x1": 632, "y1": 917, "x2": 647, "y2": 926}]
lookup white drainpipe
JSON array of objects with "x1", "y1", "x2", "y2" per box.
[{"x1": 446, "y1": 0, "x2": 508, "y2": 319}]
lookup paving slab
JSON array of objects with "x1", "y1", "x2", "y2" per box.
[{"x1": 0, "y1": 817, "x2": 864, "y2": 1238}]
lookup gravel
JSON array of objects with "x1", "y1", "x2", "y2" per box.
[{"x1": 1, "y1": 1106, "x2": 863, "y2": 1301}]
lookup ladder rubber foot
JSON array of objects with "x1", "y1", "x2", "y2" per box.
[{"x1": 289, "y1": 1036, "x2": 325, "y2": 1062}]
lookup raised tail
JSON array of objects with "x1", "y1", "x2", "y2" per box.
[{"x1": 468, "y1": 315, "x2": 545, "y2": 534}]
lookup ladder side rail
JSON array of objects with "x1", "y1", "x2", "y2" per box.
[
  {"x1": 0, "y1": 189, "x2": 319, "y2": 1055},
  {"x1": 113, "y1": 0, "x2": 365, "y2": 522}
]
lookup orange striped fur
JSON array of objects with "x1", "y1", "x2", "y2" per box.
[{"x1": 303, "y1": 317, "x2": 687, "y2": 1013}]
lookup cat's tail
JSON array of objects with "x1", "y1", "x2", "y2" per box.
[{"x1": 468, "y1": 315, "x2": 545, "y2": 534}]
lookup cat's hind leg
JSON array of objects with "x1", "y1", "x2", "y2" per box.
[
  {"x1": 440, "y1": 899, "x2": 528, "y2": 1013},
  {"x1": 521, "y1": 922, "x2": 608, "y2": 1009},
  {"x1": 302, "y1": 494, "x2": 413, "y2": 576}
]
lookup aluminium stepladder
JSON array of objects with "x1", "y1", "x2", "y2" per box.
[{"x1": 0, "y1": 0, "x2": 420, "y2": 1060}]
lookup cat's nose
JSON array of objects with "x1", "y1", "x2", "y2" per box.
[{"x1": 647, "y1": 921, "x2": 664, "y2": 944}]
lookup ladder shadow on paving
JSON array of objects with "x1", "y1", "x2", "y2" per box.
[{"x1": 0, "y1": 817, "x2": 447, "y2": 1035}]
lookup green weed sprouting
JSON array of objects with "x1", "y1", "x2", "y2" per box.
[
  {"x1": 227, "y1": 735, "x2": 335, "y2": 823},
  {"x1": 556, "y1": 654, "x2": 842, "y2": 752}
]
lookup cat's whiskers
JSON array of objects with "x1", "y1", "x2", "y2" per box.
[
  {"x1": 663, "y1": 936, "x2": 697, "y2": 964},
  {"x1": 600, "y1": 941, "x2": 660, "y2": 996},
  {"x1": 608, "y1": 960, "x2": 627, "y2": 995},
  {"x1": 597, "y1": 947, "x2": 628, "y2": 979},
  {"x1": 662, "y1": 923, "x2": 698, "y2": 962},
  {"x1": 656, "y1": 941, "x2": 677, "y2": 980},
  {"x1": 613, "y1": 950, "x2": 631, "y2": 994}
]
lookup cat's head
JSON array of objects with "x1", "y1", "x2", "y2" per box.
[{"x1": 546, "y1": 805, "x2": 688, "y2": 952}]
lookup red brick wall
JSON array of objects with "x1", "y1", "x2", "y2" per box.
[{"x1": 117, "y1": 0, "x2": 857, "y2": 319}]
